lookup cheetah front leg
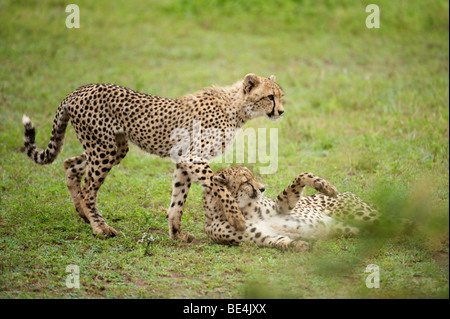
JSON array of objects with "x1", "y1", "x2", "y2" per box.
[
  {"x1": 167, "y1": 164, "x2": 195, "y2": 242},
  {"x1": 275, "y1": 172, "x2": 338, "y2": 214},
  {"x1": 167, "y1": 161, "x2": 246, "y2": 240}
]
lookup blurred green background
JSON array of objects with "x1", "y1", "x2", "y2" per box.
[{"x1": 0, "y1": 0, "x2": 448, "y2": 298}]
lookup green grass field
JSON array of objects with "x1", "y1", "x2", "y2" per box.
[{"x1": 0, "y1": 0, "x2": 448, "y2": 299}]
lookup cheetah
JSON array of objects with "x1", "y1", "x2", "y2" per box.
[
  {"x1": 203, "y1": 167, "x2": 378, "y2": 252},
  {"x1": 21, "y1": 74, "x2": 284, "y2": 239}
]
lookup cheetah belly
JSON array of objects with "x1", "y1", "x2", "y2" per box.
[{"x1": 244, "y1": 206, "x2": 335, "y2": 240}]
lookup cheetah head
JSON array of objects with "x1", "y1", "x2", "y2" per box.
[
  {"x1": 213, "y1": 167, "x2": 265, "y2": 208},
  {"x1": 242, "y1": 73, "x2": 284, "y2": 121}
]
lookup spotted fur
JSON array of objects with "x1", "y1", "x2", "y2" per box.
[
  {"x1": 22, "y1": 74, "x2": 284, "y2": 239},
  {"x1": 203, "y1": 167, "x2": 378, "y2": 252}
]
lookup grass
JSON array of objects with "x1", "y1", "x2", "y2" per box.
[{"x1": 0, "y1": 0, "x2": 448, "y2": 299}]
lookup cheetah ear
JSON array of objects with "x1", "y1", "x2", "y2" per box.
[
  {"x1": 243, "y1": 73, "x2": 259, "y2": 94},
  {"x1": 213, "y1": 174, "x2": 227, "y2": 186},
  {"x1": 268, "y1": 75, "x2": 276, "y2": 82}
]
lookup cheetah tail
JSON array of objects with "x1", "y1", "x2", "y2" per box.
[{"x1": 22, "y1": 102, "x2": 70, "y2": 165}]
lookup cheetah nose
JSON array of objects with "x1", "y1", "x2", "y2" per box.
[
  {"x1": 278, "y1": 110, "x2": 284, "y2": 115},
  {"x1": 260, "y1": 187, "x2": 266, "y2": 193}
]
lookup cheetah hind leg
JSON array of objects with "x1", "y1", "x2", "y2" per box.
[
  {"x1": 76, "y1": 134, "x2": 128, "y2": 237},
  {"x1": 64, "y1": 153, "x2": 88, "y2": 223},
  {"x1": 78, "y1": 156, "x2": 119, "y2": 237}
]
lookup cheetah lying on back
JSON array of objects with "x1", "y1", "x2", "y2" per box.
[
  {"x1": 203, "y1": 167, "x2": 378, "y2": 252},
  {"x1": 21, "y1": 74, "x2": 284, "y2": 240}
]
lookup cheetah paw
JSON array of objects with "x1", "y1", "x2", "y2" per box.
[
  {"x1": 93, "y1": 224, "x2": 118, "y2": 237},
  {"x1": 321, "y1": 183, "x2": 338, "y2": 198},
  {"x1": 172, "y1": 231, "x2": 195, "y2": 243},
  {"x1": 289, "y1": 240, "x2": 310, "y2": 252},
  {"x1": 228, "y1": 214, "x2": 246, "y2": 231}
]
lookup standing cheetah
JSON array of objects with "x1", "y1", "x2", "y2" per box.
[
  {"x1": 203, "y1": 167, "x2": 378, "y2": 251},
  {"x1": 21, "y1": 74, "x2": 284, "y2": 239}
]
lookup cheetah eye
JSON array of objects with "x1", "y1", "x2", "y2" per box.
[{"x1": 268, "y1": 95, "x2": 275, "y2": 101}]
